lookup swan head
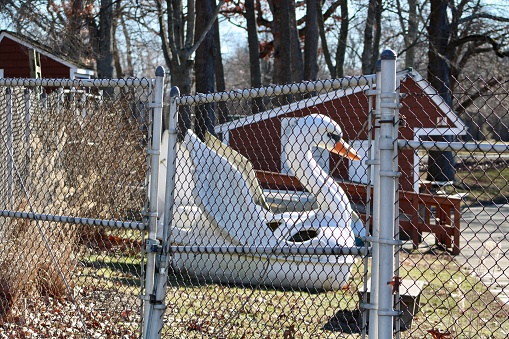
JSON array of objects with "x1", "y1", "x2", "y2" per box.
[{"x1": 291, "y1": 114, "x2": 360, "y2": 160}]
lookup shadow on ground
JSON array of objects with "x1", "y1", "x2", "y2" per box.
[{"x1": 322, "y1": 309, "x2": 362, "y2": 333}]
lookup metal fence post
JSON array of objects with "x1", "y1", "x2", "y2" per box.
[
  {"x1": 143, "y1": 66, "x2": 165, "y2": 338},
  {"x1": 367, "y1": 60, "x2": 382, "y2": 336},
  {"x1": 57, "y1": 87, "x2": 64, "y2": 111},
  {"x1": 24, "y1": 88, "x2": 32, "y2": 166},
  {"x1": 377, "y1": 49, "x2": 399, "y2": 339},
  {"x1": 6, "y1": 88, "x2": 13, "y2": 209},
  {"x1": 147, "y1": 85, "x2": 180, "y2": 338}
]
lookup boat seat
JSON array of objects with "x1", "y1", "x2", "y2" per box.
[
  {"x1": 184, "y1": 130, "x2": 275, "y2": 246},
  {"x1": 204, "y1": 132, "x2": 270, "y2": 210}
]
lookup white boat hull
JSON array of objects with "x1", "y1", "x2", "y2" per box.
[{"x1": 171, "y1": 252, "x2": 353, "y2": 291}]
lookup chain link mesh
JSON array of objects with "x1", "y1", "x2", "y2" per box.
[
  {"x1": 163, "y1": 72, "x2": 509, "y2": 338},
  {"x1": 2, "y1": 71, "x2": 508, "y2": 338},
  {"x1": 395, "y1": 75, "x2": 509, "y2": 338},
  {"x1": 0, "y1": 81, "x2": 151, "y2": 337},
  {"x1": 160, "y1": 77, "x2": 372, "y2": 338}
]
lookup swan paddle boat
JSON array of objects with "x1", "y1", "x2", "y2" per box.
[{"x1": 158, "y1": 114, "x2": 364, "y2": 291}]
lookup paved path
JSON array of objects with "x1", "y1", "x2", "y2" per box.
[{"x1": 456, "y1": 204, "x2": 509, "y2": 304}]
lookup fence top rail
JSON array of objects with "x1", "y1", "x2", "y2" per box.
[
  {"x1": 398, "y1": 139, "x2": 509, "y2": 154},
  {"x1": 175, "y1": 74, "x2": 377, "y2": 106},
  {"x1": 0, "y1": 77, "x2": 154, "y2": 88}
]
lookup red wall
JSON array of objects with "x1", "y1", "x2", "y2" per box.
[{"x1": 0, "y1": 36, "x2": 71, "y2": 78}]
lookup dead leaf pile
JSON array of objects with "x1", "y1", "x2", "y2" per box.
[{"x1": 0, "y1": 286, "x2": 140, "y2": 338}]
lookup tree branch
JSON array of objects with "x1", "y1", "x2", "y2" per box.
[
  {"x1": 256, "y1": 0, "x2": 271, "y2": 29},
  {"x1": 185, "y1": 0, "x2": 195, "y2": 49},
  {"x1": 455, "y1": 77, "x2": 502, "y2": 113},
  {"x1": 186, "y1": 0, "x2": 226, "y2": 59},
  {"x1": 317, "y1": 0, "x2": 335, "y2": 77},
  {"x1": 459, "y1": 13, "x2": 509, "y2": 24},
  {"x1": 156, "y1": 0, "x2": 175, "y2": 67},
  {"x1": 449, "y1": 34, "x2": 509, "y2": 57}
]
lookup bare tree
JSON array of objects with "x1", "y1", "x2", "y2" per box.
[
  {"x1": 288, "y1": 0, "x2": 304, "y2": 83},
  {"x1": 195, "y1": 0, "x2": 217, "y2": 139},
  {"x1": 92, "y1": 0, "x2": 115, "y2": 79},
  {"x1": 155, "y1": 0, "x2": 225, "y2": 137},
  {"x1": 304, "y1": 0, "x2": 319, "y2": 81},
  {"x1": 335, "y1": 0, "x2": 349, "y2": 77},
  {"x1": 269, "y1": 0, "x2": 293, "y2": 85},
  {"x1": 0, "y1": 0, "x2": 118, "y2": 78},
  {"x1": 395, "y1": 0, "x2": 420, "y2": 68},
  {"x1": 214, "y1": 18, "x2": 230, "y2": 123},
  {"x1": 246, "y1": 0, "x2": 265, "y2": 113},
  {"x1": 317, "y1": 1, "x2": 345, "y2": 78},
  {"x1": 361, "y1": 0, "x2": 382, "y2": 74},
  {"x1": 426, "y1": 0, "x2": 509, "y2": 181}
]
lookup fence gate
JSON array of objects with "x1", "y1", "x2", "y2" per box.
[
  {"x1": 0, "y1": 74, "x2": 162, "y2": 337},
  {"x1": 149, "y1": 54, "x2": 398, "y2": 338}
]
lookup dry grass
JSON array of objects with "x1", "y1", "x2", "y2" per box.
[
  {"x1": 0, "y1": 199, "x2": 78, "y2": 319},
  {"x1": 0, "y1": 90, "x2": 147, "y2": 321}
]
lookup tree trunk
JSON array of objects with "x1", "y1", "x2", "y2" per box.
[
  {"x1": 335, "y1": 0, "x2": 349, "y2": 78},
  {"x1": 427, "y1": 0, "x2": 451, "y2": 103},
  {"x1": 66, "y1": 0, "x2": 84, "y2": 60},
  {"x1": 246, "y1": 0, "x2": 265, "y2": 113},
  {"x1": 112, "y1": 2, "x2": 122, "y2": 78},
  {"x1": 426, "y1": 0, "x2": 455, "y2": 182},
  {"x1": 304, "y1": 0, "x2": 319, "y2": 81},
  {"x1": 361, "y1": 0, "x2": 381, "y2": 74},
  {"x1": 270, "y1": 0, "x2": 292, "y2": 85},
  {"x1": 194, "y1": 0, "x2": 216, "y2": 140},
  {"x1": 317, "y1": 2, "x2": 335, "y2": 78},
  {"x1": 96, "y1": 0, "x2": 114, "y2": 79},
  {"x1": 361, "y1": 0, "x2": 376, "y2": 74},
  {"x1": 170, "y1": 61, "x2": 194, "y2": 140},
  {"x1": 372, "y1": 0, "x2": 382, "y2": 70},
  {"x1": 214, "y1": 18, "x2": 229, "y2": 123},
  {"x1": 405, "y1": 0, "x2": 417, "y2": 68},
  {"x1": 159, "y1": 0, "x2": 225, "y2": 139},
  {"x1": 121, "y1": 16, "x2": 134, "y2": 77},
  {"x1": 289, "y1": 0, "x2": 303, "y2": 83}
]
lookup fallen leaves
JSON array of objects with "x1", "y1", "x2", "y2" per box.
[{"x1": 0, "y1": 288, "x2": 139, "y2": 338}]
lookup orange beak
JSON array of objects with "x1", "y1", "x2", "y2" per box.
[{"x1": 332, "y1": 139, "x2": 361, "y2": 160}]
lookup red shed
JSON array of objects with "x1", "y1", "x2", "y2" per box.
[
  {"x1": 214, "y1": 70, "x2": 466, "y2": 193},
  {"x1": 0, "y1": 30, "x2": 94, "y2": 79}
]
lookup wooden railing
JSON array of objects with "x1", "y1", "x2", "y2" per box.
[{"x1": 256, "y1": 170, "x2": 461, "y2": 255}]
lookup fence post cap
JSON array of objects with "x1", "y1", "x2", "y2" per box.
[
  {"x1": 156, "y1": 66, "x2": 165, "y2": 77},
  {"x1": 170, "y1": 86, "x2": 180, "y2": 97},
  {"x1": 381, "y1": 49, "x2": 397, "y2": 60}
]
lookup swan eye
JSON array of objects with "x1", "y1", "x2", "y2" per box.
[{"x1": 327, "y1": 132, "x2": 341, "y2": 143}]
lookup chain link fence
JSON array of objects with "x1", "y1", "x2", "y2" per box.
[
  {"x1": 1, "y1": 56, "x2": 508, "y2": 338},
  {"x1": 396, "y1": 73, "x2": 509, "y2": 338},
  {"x1": 0, "y1": 79, "x2": 152, "y2": 337},
  {"x1": 160, "y1": 74, "x2": 375, "y2": 338}
]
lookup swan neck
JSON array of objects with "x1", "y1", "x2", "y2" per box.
[{"x1": 286, "y1": 145, "x2": 351, "y2": 217}]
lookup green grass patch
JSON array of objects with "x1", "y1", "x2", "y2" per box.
[
  {"x1": 68, "y1": 242, "x2": 509, "y2": 338},
  {"x1": 77, "y1": 251, "x2": 143, "y2": 292},
  {"x1": 454, "y1": 166, "x2": 509, "y2": 206},
  {"x1": 157, "y1": 254, "x2": 509, "y2": 338}
]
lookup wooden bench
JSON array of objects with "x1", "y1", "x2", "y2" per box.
[{"x1": 255, "y1": 170, "x2": 462, "y2": 255}]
